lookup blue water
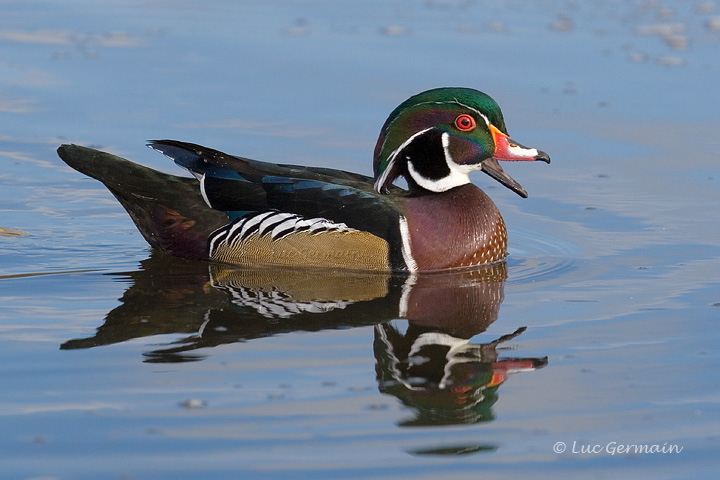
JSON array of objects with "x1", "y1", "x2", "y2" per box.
[{"x1": 2, "y1": 1, "x2": 720, "y2": 478}]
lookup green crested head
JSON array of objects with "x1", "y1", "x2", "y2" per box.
[{"x1": 372, "y1": 87, "x2": 549, "y2": 197}]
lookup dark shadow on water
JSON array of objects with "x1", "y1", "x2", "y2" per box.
[{"x1": 61, "y1": 252, "x2": 547, "y2": 430}]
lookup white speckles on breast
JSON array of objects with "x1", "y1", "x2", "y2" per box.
[{"x1": 458, "y1": 223, "x2": 506, "y2": 267}]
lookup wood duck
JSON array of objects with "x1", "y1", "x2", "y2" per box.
[{"x1": 58, "y1": 87, "x2": 549, "y2": 272}]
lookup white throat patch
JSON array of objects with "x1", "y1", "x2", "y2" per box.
[{"x1": 406, "y1": 132, "x2": 472, "y2": 193}]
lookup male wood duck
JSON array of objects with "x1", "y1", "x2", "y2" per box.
[{"x1": 58, "y1": 87, "x2": 549, "y2": 272}]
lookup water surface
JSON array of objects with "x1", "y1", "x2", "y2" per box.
[{"x1": 1, "y1": 1, "x2": 719, "y2": 478}]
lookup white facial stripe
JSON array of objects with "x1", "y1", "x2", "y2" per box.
[
  {"x1": 379, "y1": 99, "x2": 502, "y2": 193},
  {"x1": 451, "y1": 100, "x2": 491, "y2": 127},
  {"x1": 395, "y1": 98, "x2": 491, "y2": 127},
  {"x1": 375, "y1": 127, "x2": 432, "y2": 191}
]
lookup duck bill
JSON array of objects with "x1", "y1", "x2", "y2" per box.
[
  {"x1": 481, "y1": 157, "x2": 529, "y2": 198},
  {"x1": 482, "y1": 124, "x2": 551, "y2": 198}
]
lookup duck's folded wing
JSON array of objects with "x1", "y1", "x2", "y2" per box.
[{"x1": 149, "y1": 140, "x2": 405, "y2": 242}]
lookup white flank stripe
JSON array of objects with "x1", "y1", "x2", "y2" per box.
[
  {"x1": 398, "y1": 273, "x2": 417, "y2": 318},
  {"x1": 212, "y1": 211, "x2": 360, "y2": 255},
  {"x1": 398, "y1": 216, "x2": 418, "y2": 272},
  {"x1": 270, "y1": 217, "x2": 300, "y2": 238},
  {"x1": 208, "y1": 230, "x2": 224, "y2": 256},
  {"x1": 308, "y1": 219, "x2": 332, "y2": 232},
  {"x1": 238, "y1": 211, "x2": 276, "y2": 240},
  {"x1": 226, "y1": 218, "x2": 249, "y2": 240},
  {"x1": 258, "y1": 212, "x2": 294, "y2": 235}
]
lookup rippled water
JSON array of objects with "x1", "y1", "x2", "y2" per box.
[{"x1": 2, "y1": 1, "x2": 720, "y2": 479}]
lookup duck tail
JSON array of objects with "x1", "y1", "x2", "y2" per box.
[{"x1": 57, "y1": 144, "x2": 227, "y2": 260}]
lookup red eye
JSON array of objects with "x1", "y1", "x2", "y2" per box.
[{"x1": 454, "y1": 114, "x2": 476, "y2": 132}]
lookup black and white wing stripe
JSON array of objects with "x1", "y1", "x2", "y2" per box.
[
  {"x1": 216, "y1": 283, "x2": 352, "y2": 319},
  {"x1": 208, "y1": 210, "x2": 357, "y2": 258}
]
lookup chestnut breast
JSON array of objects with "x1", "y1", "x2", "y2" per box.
[{"x1": 402, "y1": 184, "x2": 507, "y2": 271}]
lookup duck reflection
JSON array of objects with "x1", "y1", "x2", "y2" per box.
[
  {"x1": 61, "y1": 252, "x2": 546, "y2": 424},
  {"x1": 372, "y1": 267, "x2": 547, "y2": 426},
  {"x1": 376, "y1": 325, "x2": 545, "y2": 426}
]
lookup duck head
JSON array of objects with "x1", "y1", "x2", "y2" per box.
[{"x1": 373, "y1": 87, "x2": 550, "y2": 197}]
